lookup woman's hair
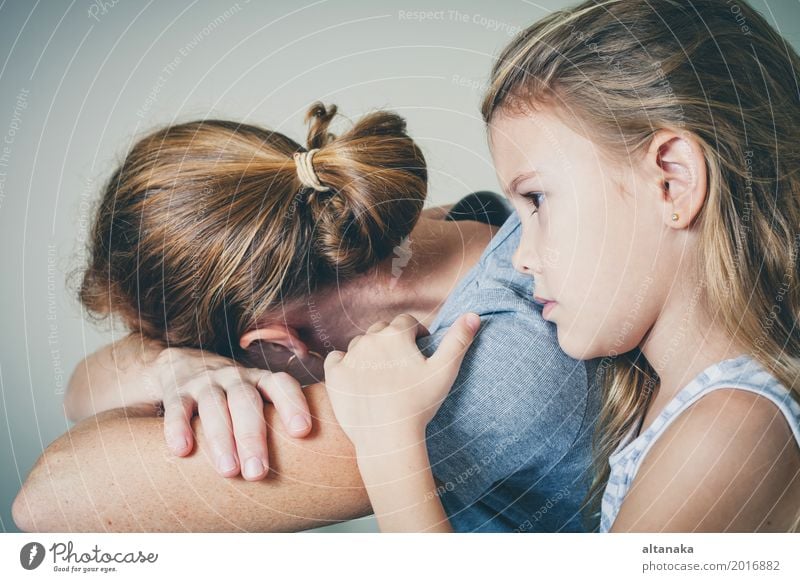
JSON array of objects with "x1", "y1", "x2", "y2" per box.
[
  {"x1": 481, "y1": 0, "x2": 800, "y2": 529},
  {"x1": 78, "y1": 103, "x2": 427, "y2": 360}
]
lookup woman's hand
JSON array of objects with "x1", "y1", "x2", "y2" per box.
[
  {"x1": 323, "y1": 312, "x2": 480, "y2": 454},
  {"x1": 156, "y1": 347, "x2": 312, "y2": 480}
]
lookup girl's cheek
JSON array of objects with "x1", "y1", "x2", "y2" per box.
[
  {"x1": 540, "y1": 228, "x2": 563, "y2": 271},
  {"x1": 522, "y1": 228, "x2": 538, "y2": 252},
  {"x1": 516, "y1": 219, "x2": 538, "y2": 253}
]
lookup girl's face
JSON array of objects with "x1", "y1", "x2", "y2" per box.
[{"x1": 489, "y1": 107, "x2": 670, "y2": 360}]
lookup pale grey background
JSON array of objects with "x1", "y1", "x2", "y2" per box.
[{"x1": 1, "y1": 0, "x2": 798, "y2": 533}]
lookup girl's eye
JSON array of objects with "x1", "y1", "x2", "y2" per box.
[{"x1": 521, "y1": 191, "x2": 545, "y2": 215}]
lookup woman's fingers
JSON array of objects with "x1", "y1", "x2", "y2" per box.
[
  {"x1": 196, "y1": 385, "x2": 240, "y2": 478},
  {"x1": 224, "y1": 375, "x2": 270, "y2": 481},
  {"x1": 252, "y1": 370, "x2": 312, "y2": 438},
  {"x1": 162, "y1": 391, "x2": 196, "y2": 456}
]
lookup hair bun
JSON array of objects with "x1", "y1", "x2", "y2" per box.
[
  {"x1": 300, "y1": 103, "x2": 427, "y2": 279},
  {"x1": 305, "y1": 102, "x2": 338, "y2": 149}
]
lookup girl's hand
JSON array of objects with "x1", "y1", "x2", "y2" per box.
[
  {"x1": 323, "y1": 312, "x2": 480, "y2": 454},
  {"x1": 155, "y1": 347, "x2": 312, "y2": 480}
]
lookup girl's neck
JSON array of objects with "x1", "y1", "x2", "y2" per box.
[{"x1": 637, "y1": 276, "x2": 750, "y2": 430}]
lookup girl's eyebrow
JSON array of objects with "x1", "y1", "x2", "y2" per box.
[{"x1": 506, "y1": 170, "x2": 539, "y2": 195}]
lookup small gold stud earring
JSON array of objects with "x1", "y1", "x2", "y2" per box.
[{"x1": 671, "y1": 213, "x2": 679, "y2": 222}]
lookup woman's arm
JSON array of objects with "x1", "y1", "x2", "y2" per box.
[
  {"x1": 64, "y1": 333, "x2": 164, "y2": 423},
  {"x1": 65, "y1": 335, "x2": 313, "y2": 480},
  {"x1": 13, "y1": 384, "x2": 371, "y2": 532}
]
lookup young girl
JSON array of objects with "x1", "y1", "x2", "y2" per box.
[{"x1": 324, "y1": 0, "x2": 800, "y2": 532}]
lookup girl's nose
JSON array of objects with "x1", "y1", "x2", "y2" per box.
[{"x1": 512, "y1": 243, "x2": 540, "y2": 275}]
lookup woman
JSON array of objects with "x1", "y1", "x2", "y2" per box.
[
  {"x1": 16, "y1": 103, "x2": 599, "y2": 532},
  {"x1": 323, "y1": 0, "x2": 800, "y2": 532}
]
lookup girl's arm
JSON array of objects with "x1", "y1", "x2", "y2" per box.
[
  {"x1": 611, "y1": 388, "x2": 800, "y2": 532},
  {"x1": 324, "y1": 312, "x2": 480, "y2": 532},
  {"x1": 355, "y1": 437, "x2": 452, "y2": 532}
]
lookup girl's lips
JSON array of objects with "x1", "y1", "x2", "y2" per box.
[
  {"x1": 542, "y1": 301, "x2": 557, "y2": 319},
  {"x1": 533, "y1": 295, "x2": 558, "y2": 319}
]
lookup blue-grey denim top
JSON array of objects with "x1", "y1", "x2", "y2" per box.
[{"x1": 418, "y1": 208, "x2": 601, "y2": 532}]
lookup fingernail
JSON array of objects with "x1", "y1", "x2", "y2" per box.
[
  {"x1": 217, "y1": 453, "x2": 237, "y2": 473},
  {"x1": 171, "y1": 437, "x2": 188, "y2": 452},
  {"x1": 243, "y1": 457, "x2": 264, "y2": 479},
  {"x1": 289, "y1": 414, "x2": 309, "y2": 433},
  {"x1": 465, "y1": 313, "x2": 480, "y2": 332}
]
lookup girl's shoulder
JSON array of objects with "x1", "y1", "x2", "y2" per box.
[
  {"x1": 603, "y1": 355, "x2": 800, "y2": 532},
  {"x1": 609, "y1": 383, "x2": 800, "y2": 531},
  {"x1": 617, "y1": 354, "x2": 800, "y2": 458},
  {"x1": 662, "y1": 354, "x2": 800, "y2": 445},
  {"x1": 666, "y1": 382, "x2": 800, "y2": 458}
]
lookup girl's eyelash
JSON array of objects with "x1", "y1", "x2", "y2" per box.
[{"x1": 521, "y1": 191, "x2": 545, "y2": 215}]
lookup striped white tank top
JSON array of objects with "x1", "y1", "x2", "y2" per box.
[{"x1": 600, "y1": 354, "x2": 800, "y2": 532}]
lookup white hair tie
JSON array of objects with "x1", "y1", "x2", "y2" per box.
[{"x1": 293, "y1": 149, "x2": 330, "y2": 192}]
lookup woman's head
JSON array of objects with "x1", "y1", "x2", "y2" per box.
[
  {"x1": 79, "y1": 103, "x2": 427, "y2": 361},
  {"x1": 482, "y1": 0, "x2": 800, "y2": 516}
]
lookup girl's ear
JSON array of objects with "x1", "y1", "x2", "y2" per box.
[{"x1": 646, "y1": 130, "x2": 707, "y2": 228}]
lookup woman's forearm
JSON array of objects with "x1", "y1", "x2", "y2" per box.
[
  {"x1": 356, "y1": 441, "x2": 453, "y2": 533},
  {"x1": 64, "y1": 333, "x2": 164, "y2": 423}
]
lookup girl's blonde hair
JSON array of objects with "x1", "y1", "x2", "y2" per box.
[
  {"x1": 78, "y1": 103, "x2": 427, "y2": 361},
  {"x1": 481, "y1": 0, "x2": 800, "y2": 530}
]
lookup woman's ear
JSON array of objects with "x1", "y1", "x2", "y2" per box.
[
  {"x1": 239, "y1": 323, "x2": 308, "y2": 359},
  {"x1": 646, "y1": 130, "x2": 707, "y2": 228}
]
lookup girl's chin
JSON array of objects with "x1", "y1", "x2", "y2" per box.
[{"x1": 555, "y1": 327, "x2": 596, "y2": 361}]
